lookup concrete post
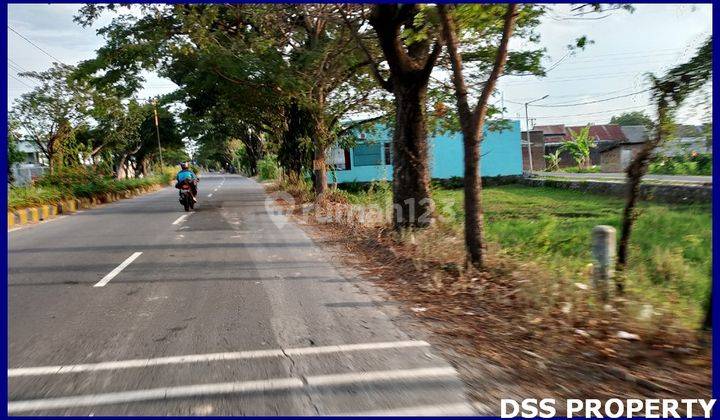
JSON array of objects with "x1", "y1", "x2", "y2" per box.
[{"x1": 591, "y1": 225, "x2": 616, "y2": 300}]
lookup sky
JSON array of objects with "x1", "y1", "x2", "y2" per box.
[{"x1": 6, "y1": 3, "x2": 713, "y2": 131}]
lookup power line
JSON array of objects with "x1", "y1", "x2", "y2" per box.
[
  {"x1": 559, "y1": 50, "x2": 682, "y2": 64},
  {"x1": 8, "y1": 62, "x2": 26, "y2": 74},
  {"x1": 551, "y1": 48, "x2": 682, "y2": 61},
  {"x1": 525, "y1": 89, "x2": 651, "y2": 108},
  {"x1": 529, "y1": 104, "x2": 650, "y2": 120},
  {"x1": 8, "y1": 73, "x2": 34, "y2": 89},
  {"x1": 542, "y1": 59, "x2": 678, "y2": 75},
  {"x1": 503, "y1": 70, "x2": 651, "y2": 86},
  {"x1": 8, "y1": 25, "x2": 63, "y2": 63},
  {"x1": 508, "y1": 85, "x2": 643, "y2": 102},
  {"x1": 8, "y1": 58, "x2": 30, "y2": 73}
]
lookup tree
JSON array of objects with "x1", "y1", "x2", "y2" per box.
[
  {"x1": 10, "y1": 64, "x2": 92, "y2": 173},
  {"x1": 559, "y1": 125, "x2": 596, "y2": 169},
  {"x1": 437, "y1": 4, "x2": 519, "y2": 267},
  {"x1": 75, "y1": 4, "x2": 382, "y2": 195},
  {"x1": 616, "y1": 37, "x2": 712, "y2": 295},
  {"x1": 342, "y1": 5, "x2": 443, "y2": 228},
  {"x1": 610, "y1": 111, "x2": 654, "y2": 127}
]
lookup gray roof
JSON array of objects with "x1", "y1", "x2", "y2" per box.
[{"x1": 619, "y1": 125, "x2": 648, "y2": 143}]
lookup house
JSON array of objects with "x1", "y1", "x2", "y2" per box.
[
  {"x1": 11, "y1": 141, "x2": 48, "y2": 185},
  {"x1": 530, "y1": 124, "x2": 628, "y2": 169},
  {"x1": 16, "y1": 140, "x2": 46, "y2": 166},
  {"x1": 600, "y1": 124, "x2": 712, "y2": 172},
  {"x1": 597, "y1": 125, "x2": 649, "y2": 172},
  {"x1": 328, "y1": 121, "x2": 523, "y2": 184}
]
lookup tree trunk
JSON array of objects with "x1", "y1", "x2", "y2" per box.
[
  {"x1": 702, "y1": 289, "x2": 712, "y2": 330},
  {"x1": 115, "y1": 154, "x2": 129, "y2": 180},
  {"x1": 463, "y1": 127, "x2": 484, "y2": 266},
  {"x1": 367, "y1": 5, "x2": 441, "y2": 230},
  {"x1": 140, "y1": 158, "x2": 149, "y2": 177},
  {"x1": 438, "y1": 3, "x2": 516, "y2": 268},
  {"x1": 617, "y1": 106, "x2": 666, "y2": 291},
  {"x1": 392, "y1": 81, "x2": 434, "y2": 228},
  {"x1": 278, "y1": 100, "x2": 310, "y2": 179},
  {"x1": 312, "y1": 141, "x2": 328, "y2": 196}
]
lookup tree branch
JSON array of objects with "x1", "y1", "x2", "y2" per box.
[
  {"x1": 472, "y1": 4, "x2": 518, "y2": 131},
  {"x1": 340, "y1": 8, "x2": 393, "y2": 92},
  {"x1": 438, "y1": 6, "x2": 472, "y2": 129}
]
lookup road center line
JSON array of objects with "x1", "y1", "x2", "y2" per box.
[
  {"x1": 171, "y1": 215, "x2": 188, "y2": 225},
  {"x1": 92, "y1": 252, "x2": 143, "y2": 288},
  {"x1": 207, "y1": 193, "x2": 213, "y2": 198},
  {"x1": 7, "y1": 366, "x2": 455, "y2": 413},
  {"x1": 8, "y1": 340, "x2": 430, "y2": 377}
]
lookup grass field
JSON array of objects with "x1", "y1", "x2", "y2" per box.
[{"x1": 344, "y1": 183, "x2": 711, "y2": 325}]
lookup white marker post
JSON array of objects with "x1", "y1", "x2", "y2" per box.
[{"x1": 591, "y1": 225, "x2": 616, "y2": 301}]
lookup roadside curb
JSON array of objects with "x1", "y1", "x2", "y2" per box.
[{"x1": 8, "y1": 184, "x2": 165, "y2": 230}]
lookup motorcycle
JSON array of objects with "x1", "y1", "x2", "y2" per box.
[{"x1": 178, "y1": 180, "x2": 195, "y2": 212}]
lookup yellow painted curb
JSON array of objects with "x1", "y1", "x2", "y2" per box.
[
  {"x1": 17, "y1": 210, "x2": 27, "y2": 225},
  {"x1": 28, "y1": 208, "x2": 39, "y2": 223},
  {"x1": 8, "y1": 182, "x2": 164, "y2": 229}
]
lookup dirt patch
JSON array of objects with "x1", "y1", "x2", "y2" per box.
[{"x1": 269, "y1": 185, "x2": 711, "y2": 415}]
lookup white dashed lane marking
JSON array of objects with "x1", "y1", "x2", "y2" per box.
[
  {"x1": 171, "y1": 215, "x2": 188, "y2": 225},
  {"x1": 92, "y1": 252, "x2": 143, "y2": 288},
  {"x1": 9, "y1": 340, "x2": 431, "y2": 376},
  {"x1": 8, "y1": 366, "x2": 456, "y2": 413}
]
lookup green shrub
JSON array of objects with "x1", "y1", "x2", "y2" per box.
[
  {"x1": 649, "y1": 153, "x2": 712, "y2": 176},
  {"x1": 258, "y1": 155, "x2": 280, "y2": 180},
  {"x1": 8, "y1": 185, "x2": 65, "y2": 210},
  {"x1": 562, "y1": 165, "x2": 601, "y2": 173},
  {"x1": 9, "y1": 165, "x2": 172, "y2": 210}
]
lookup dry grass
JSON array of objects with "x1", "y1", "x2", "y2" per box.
[{"x1": 267, "y1": 180, "x2": 711, "y2": 414}]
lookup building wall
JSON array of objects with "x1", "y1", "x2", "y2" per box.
[
  {"x1": 600, "y1": 147, "x2": 622, "y2": 173},
  {"x1": 600, "y1": 144, "x2": 645, "y2": 172},
  {"x1": 331, "y1": 121, "x2": 522, "y2": 183}
]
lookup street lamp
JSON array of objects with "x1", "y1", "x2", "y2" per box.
[
  {"x1": 151, "y1": 97, "x2": 164, "y2": 168},
  {"x1": 524, "y1": 94, "x2": 549, "y2": 174}
]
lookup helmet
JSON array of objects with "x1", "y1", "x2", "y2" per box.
[{"x1": 180, "y1": 162, "x2": 189, "y2": 170}]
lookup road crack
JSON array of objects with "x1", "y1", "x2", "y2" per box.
[{"x1": 280, "y1": 348, "x2": 320, "y2": 414}]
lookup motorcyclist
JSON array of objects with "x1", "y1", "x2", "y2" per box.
[{"x1": 175, "y1": 162, "x2": 198, "y2": 202}]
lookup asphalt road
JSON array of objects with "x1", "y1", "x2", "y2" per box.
[
  {"x1": 534, "y1": 171, "x2": 712, "y2": 185},
  {"x1": 8, "y1": 174, "x2": 475, "y2": 415}
]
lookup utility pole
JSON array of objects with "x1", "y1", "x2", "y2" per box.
[
  {"x1": 152, "y1": 97, "x2": 164, "y2": 168},
  {"x1": 524, "y1": 94, "x2": 549, "y2": 174}
]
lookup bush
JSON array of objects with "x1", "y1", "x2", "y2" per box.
[
  {"x1": 8, "y1": 165, "x2": 171, "y2": 210},
  {"x1": 649, "y1": 153, "x2": 712, "y2": 176},
  {"x1": 8, "y1": 185, "x2": 65, "y2": 210},
  {"x1": 258, "y1": 155, "x2": 280, "y2": 180},
  {"x1": 561, "y1": 165, "x2": 601, "y2": 173},
  {"x1": 279, "y1": 171, "x2": 313, "y2": 202}
]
